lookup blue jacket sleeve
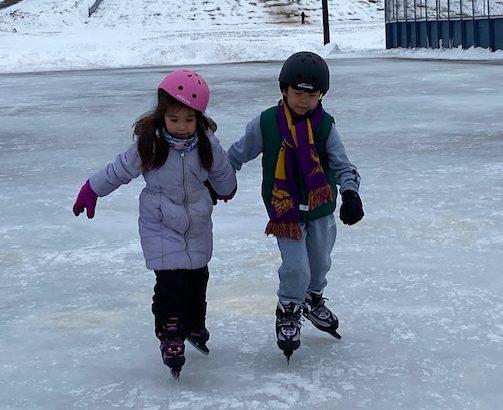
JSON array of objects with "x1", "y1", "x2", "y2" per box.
[
  {"x1": 206, "y1": 133, "x2": 237, "y2": 198},
  {"x1": 227, "y1": 116, "x2": 263, "y2": 171}
]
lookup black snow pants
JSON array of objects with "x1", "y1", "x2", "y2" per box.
[{"x1": 151, "y1": 266, "x2": 209, "y2": 337}]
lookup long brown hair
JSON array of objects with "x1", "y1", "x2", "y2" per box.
[{"x1": 133, "y1": 91, "x2": 213, "y2": 172}]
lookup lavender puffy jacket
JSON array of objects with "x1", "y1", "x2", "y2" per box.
[{"x1": 88, "y1": 133, "x2": 237, "y2": 271}]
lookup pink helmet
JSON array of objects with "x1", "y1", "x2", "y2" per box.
[{"x1": 158, "y1": 69, "x2": 210, "y2": 113}]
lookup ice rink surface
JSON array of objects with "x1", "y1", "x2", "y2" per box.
[{"x1": 1, "y1": 57, "x2": 502, "y2": 409}]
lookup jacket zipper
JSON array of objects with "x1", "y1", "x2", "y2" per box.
[{"x1": 181, "y1": 152, "x2": 193, "y2": 268}]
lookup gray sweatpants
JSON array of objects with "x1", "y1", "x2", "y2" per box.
[{"x1": 276, "y1": 213, "x2": 337, "y2": 305}]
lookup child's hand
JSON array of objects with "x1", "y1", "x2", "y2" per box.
[
  {"x1": 204, "y1": 181, "x2": 236, "y2": 205},
  {"x1": 73, "y1": 180, "x2": 98, "y2": 219},
  {"x1": 204, "y1": 180, "x2": 218, "y2": 205},
  {"x1": 339, "y1": 190, "x2": 364, "y2": 225}
]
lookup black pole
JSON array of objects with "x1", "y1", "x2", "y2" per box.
[{"x1": 322, "y1": 0, "x2": 330, "y2": 45}]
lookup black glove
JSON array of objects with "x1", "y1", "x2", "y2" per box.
[
  {"x1": 339, "y1": 190, "x2": 364, "y2": 225},
  {"x1": 204, "y1": 180, "x2": 236, "y2": 205},
  {"x1": 204, "y1": 180, "x2": 218, "y2": 205}
]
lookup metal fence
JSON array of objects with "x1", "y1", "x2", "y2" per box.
[
  {"x1": 88, "y1": 0, "x2": 104, "y2": 17},
  {"x1": 385, "y1": 0, "x2": 503, "y2": 50}
]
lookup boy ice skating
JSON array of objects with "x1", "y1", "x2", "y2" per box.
[{"x1": 227, "y1": 52, "x2": 363, "y2": 360}]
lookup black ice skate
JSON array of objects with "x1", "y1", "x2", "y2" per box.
[
  {"x1": 303, "y1": 291, "x2": 341, "y2": 340},
  {"x1": 187, "y1": 326, "x2": 210, "y2": 355},
  {"x1": 275, "y1": 301, "x2": 302, "y2": 363},
  {"x1": 158, "y1": 318, "x2": 186, "y2": 380}
]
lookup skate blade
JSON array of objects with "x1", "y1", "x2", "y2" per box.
[
  {"x1": 308, "y1": 320, "x2": 342, "y2": 340},
  {"x1": 331, "y1": 331, "x2": 342, "y2": 340},
  {"x1": 164, "y1": 356, "x2": 185, "y2": 380},
  {"x1": 283, "y1": 349, "x2": 293, "y2": 365},
  {"x1": 315, "y1": 329, "x2": 342, "y2": 340},
  {"x1": 170, "y1": 366, "x2": 182, "y2": 380},
  {"x1": 187, "y1": 338, "x2": 210, "y2": 356}
]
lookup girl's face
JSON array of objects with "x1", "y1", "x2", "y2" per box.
[
  {"x1": 282, "y1": 86, "x2": 321, "y2": 116},
  {"x1": 164, "y1": 105, "x2": 197, "y2": 139}
]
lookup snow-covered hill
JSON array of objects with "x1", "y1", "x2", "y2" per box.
[
  {"x1": 0, "y1": 0, "x2": 384, "y2": 31},
  {"x1": 0, "y1": 0, "x2": 385, "y2": 73}
]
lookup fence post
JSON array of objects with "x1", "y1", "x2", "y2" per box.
[
  {"x1": 321, "y1": 0, "x2": 330, "y2": 45},
  {"x1": 88, "y1": 0, "x2": 104, "y2": 18},
  {"x1": 488, "y1": 3, "x2": 496, "y2": 51}
]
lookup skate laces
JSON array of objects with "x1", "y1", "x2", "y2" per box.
[
  {"x1": 304, "y1": 294, "x2": 334, "y2": 318},
  {"x1": 278, "y1": 313, "x2": 302, "y2": 328},
  {"x1": 161, "y1": 337, "x2": 184, "y2": 356},
  {"x1": 277, "y1": 302, "x2": 303, "y2": 329},
  {"x1": 311, "y1": 298, "x2": 328, "y2": 314},
  {"x1": 159, "y1": 318, "x2": 185, "y2": 357}
]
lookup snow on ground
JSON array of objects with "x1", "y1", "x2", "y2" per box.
[{"x1": 0, "y1": 0, "x2": 501, "y2": 74}]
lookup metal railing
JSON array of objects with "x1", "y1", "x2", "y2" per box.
[
  {"x1": 385, "y1": 0, "x2": 503, "y2": 50},
  {"x1": 88, "y1": 0, "x2": 104, "y2": 18}
]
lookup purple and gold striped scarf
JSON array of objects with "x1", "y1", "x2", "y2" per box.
[{"x1": 265, "y1": 101, "x2": 334, "y2": 240}]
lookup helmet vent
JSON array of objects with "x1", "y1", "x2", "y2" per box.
[
  {"x1": 178, "y1": 85, "x2": 184, "y2": 90},
  {"x1": 192, "y1": 94, "x2": 197, "y2": 99}
]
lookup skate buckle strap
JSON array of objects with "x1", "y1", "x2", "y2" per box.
[{"x1": 278, "y1": 316, "x2": 303, "y2": 329}]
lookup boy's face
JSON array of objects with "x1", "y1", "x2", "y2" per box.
[{"x1": 282, "y1": 86, "x2": 321, "y2": 116}]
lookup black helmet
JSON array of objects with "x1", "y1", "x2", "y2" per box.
[{"x1": 279, "y1": 51, "x2": 330, "y2": 94}]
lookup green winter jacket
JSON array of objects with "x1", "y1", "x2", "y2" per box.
[{"x1": 260, "y1": 106, "x2": 337, "y2": 222}]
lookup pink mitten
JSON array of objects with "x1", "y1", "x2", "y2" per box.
[{"x1": 73, "y1": 180, "x2": 98, "y2": 219}]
